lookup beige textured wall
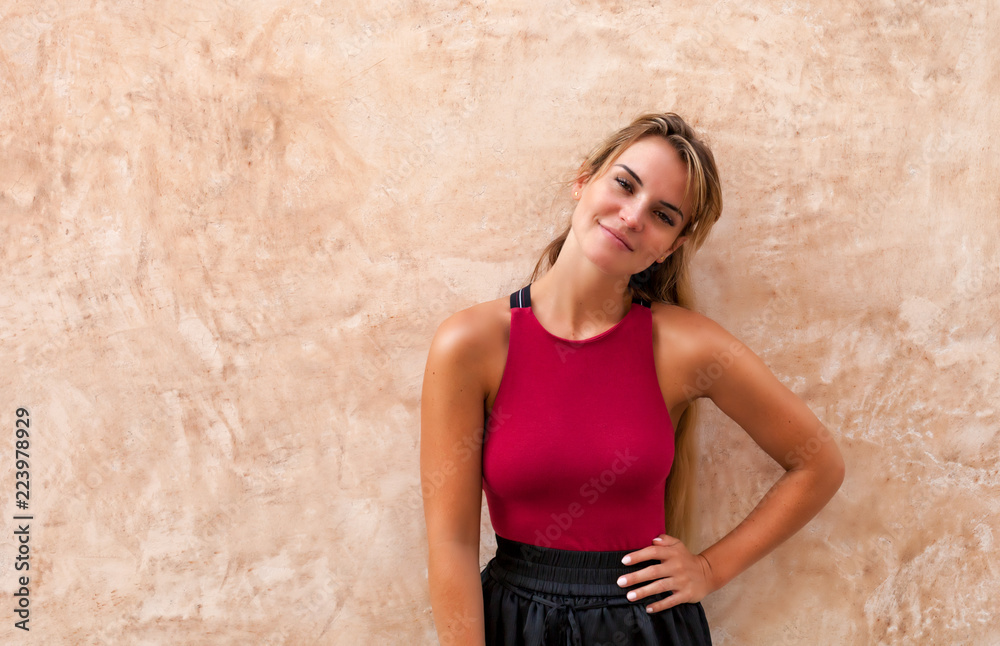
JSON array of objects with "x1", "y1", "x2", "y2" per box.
[{"x1": 1, "y1": 1, "x2": 997, "y2": 643}]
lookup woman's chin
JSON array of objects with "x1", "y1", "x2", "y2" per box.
[{"x1": 582, "y1": 250, "x2": 635, "y2": 276}]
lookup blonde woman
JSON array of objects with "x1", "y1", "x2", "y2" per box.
[{"x1": 421, "y1": 113, "x2": 845, "y2": 645}]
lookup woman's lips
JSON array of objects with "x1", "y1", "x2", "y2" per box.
[{"x1": 600, "y1": 224, "x2": 632, "y2": 251}]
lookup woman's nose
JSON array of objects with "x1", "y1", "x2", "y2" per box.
[{"x1": 620, "y1": 201, "x2": 642, "y2": 228}]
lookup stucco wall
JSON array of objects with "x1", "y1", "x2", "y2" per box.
[{"x1": 1, "y1": 1, "x2": 997, "y2": 643}]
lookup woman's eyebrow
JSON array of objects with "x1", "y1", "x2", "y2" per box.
[
  {"x1": 616, "y1": 163, "x2": 685, "y2": 222},
  {"x1": 616, "y1": 163, "x2": 645, "y2": 187}
]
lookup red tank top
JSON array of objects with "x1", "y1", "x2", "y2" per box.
[{"x1": 482, "y1": 284, "x2": 676, "y2": 551}]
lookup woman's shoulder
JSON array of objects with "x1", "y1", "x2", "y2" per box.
[
  {"x1": 649, "y1": 301, "x2": 744, "y2": 359},
  {"x1": 648, "y1": 300, "x2": 719, "y2": 331},
  {"x1": 427, "y1": 295, "x2": 510, "y2": 365}
]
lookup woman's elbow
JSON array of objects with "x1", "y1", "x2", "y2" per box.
[{"x1": 824, "y1": 442, "x2": 846, "y2": 494}]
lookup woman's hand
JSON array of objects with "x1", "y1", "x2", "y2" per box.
[{"x1": 616, "y1": 534, "x2": 716, "y2": 613}]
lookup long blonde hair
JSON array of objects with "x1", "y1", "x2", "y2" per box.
[{"x1": 528, "y1": 113, "x2": 723, "y2": 545}]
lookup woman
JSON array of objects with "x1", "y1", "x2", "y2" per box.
[{"x1": 421, "y1": 113, "x2": 845, "y2": 645}]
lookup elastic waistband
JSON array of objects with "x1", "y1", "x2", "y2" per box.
[{"x1": 489, "y1": 533, "x2": 662, "y2": 597}]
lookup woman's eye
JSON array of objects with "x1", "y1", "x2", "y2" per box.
[
  {"x1": 615, "y1": 177, "x2": 632, "y2": 192},
  {"x1": 656, "y1": 211, "x2": 674, "y2": 226}
]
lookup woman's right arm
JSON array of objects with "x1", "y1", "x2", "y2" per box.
[{"x1": 421, "y1": 308, "x2": 491, "y2": 646}]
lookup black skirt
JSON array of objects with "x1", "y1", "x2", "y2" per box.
[{"x1": 481, "y1": 533, "x2": 712, "y2": 646}]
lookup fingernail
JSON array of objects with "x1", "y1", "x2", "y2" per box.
[
  {"x1": 652, "y1": 537, "x2": 662, "y2": 542},
  {"x1": 621, "y1": 556, "x2": 631, "y2": 564},
  {"x1": 646, "y1": 606, "x2": 653, "y2": 613},
  {"x1": 617, "y1": 576, "x2": 627, "y2": 586},
  {"x1": 627, "y1": 591, "x2": 637, "y2": 601}
]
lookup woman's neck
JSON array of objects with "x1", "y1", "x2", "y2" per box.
[{"x1": 530, "y1": 249, "x2": 633, "y2": 341}]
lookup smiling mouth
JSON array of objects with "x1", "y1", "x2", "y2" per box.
[{"x1": 601, "y1": 225, "x2": 633, "y2": 251}]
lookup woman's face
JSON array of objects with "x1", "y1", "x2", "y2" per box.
[{"x1": 571, "y1": 136, "x2": 691, "y2": 276}]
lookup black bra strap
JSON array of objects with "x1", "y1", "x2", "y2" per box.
[
  {"x1": 511, "y1": 283, "x2": 650, "y2": 309},
  {"x1": 510, "y1": 284, "x2": 531, "y2": 309},
  {"x1": 631, "y1": 294, "x2": 651, "y2": 308}
]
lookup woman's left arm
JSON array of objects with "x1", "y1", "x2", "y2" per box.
[
  {"x1": 693, "y1": 321, "x2": 846, "y2": 593},
  {"x1": 620, "y1": 317, "x2": 845, "y2": 612}
]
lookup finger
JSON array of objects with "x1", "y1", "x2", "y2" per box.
[
  {"x1": 621, "y1": 544, "x2": 668, "y2": 565},
  {"x1": 653, "y1": 534, "x2": 682, "y2": 547},
  {"x1": 616, "y1": 564, "x2": 666, "y2": 590},
  {"x1": 621, "y1": 575, "x2": 673, "y2": 602},
  {"x1": 622, "y1": 543, "x2": 681, "y2": 567},
  {"x1": 624, "y1": 535, "x2": 677, "y2": 564},
  {"x1": 644, "y1": 590, "x2": 689, "y2": 614}
]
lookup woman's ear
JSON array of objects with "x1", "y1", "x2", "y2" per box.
[
  {"x1": 572, "y1": 169, "x2": 592, "y2": 200},
  {"x1": 657, "y1": 236, "x2": 688, "y2": 262}
]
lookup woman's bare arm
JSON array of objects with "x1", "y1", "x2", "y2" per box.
[
  {"x1": 421, "y1": 307, "x2": 493, "y2": 646},
  {"x1": 694, "y1": 318, "x2": 846, "y2": 591}
]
